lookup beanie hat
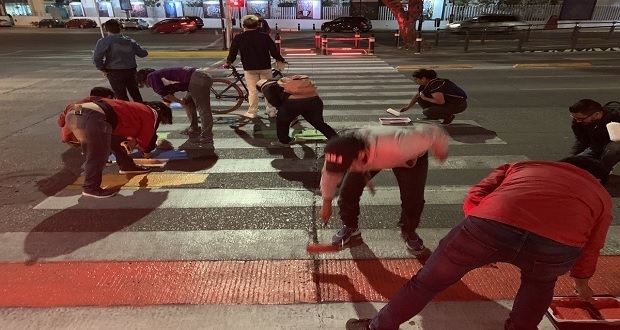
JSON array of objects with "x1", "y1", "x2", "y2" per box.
[{"x1": 323, "y1": 136, "x2": 366, "y2": 173}]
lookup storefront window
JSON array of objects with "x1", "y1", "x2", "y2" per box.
[{"x1": 5, "y1": 1, "x2": 33, "y2": 16}]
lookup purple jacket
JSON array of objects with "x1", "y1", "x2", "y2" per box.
[{"x1": 147, "y1": 66, "x2": 196, "y2": 96}]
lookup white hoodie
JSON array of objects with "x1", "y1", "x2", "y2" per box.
[{"x1": 320, "y1": 124, "x2": 449, "y2": 199}]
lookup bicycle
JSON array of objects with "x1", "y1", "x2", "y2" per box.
[{"x1": 211, "y1": 65, "x2": 285, "y2": 114}]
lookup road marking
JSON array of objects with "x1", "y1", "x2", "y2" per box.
[
  {"x1": 396, "y1": 65, "x2": 474, "y2": 69},
  {"x1": 148, "y1": 51, "x2": 230, "y2": 58},
  {"x1": 34, "y1": 181, "x2": 531, "y2": 210},
  {"x1": 513, "y1": 62, "x2": 591, "y2": 68},
  {"x1": 67, "y1": 173, "x2": 209, "y2": 190}
]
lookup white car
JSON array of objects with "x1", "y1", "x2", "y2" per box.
[
  {"x1": 0, "y1": 19, "x2": 13, "y2": 27},
  {"x1": 446, "y1": 14, "x2": 527, "y2": 34},
  {"x1": 119, "y1": 19, "x2": 149, "y2": 30}
]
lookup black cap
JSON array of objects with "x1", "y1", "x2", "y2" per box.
[{"x1": 323, "y1": 136, "x2": 365, "y2": 173}]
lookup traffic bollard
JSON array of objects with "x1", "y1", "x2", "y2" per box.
[
  {"x1": 415, "y1": 33, "x2": 422, "y2": 54},
  {"x1": 517, "y1": 32, "x2": 525, "y2": 52},
  {"x1": 525, "y1": 25, "x2": 532, "y2": 42},
  {"x1": 464, "y1": 31, "x2": 470, "y2": 53},
  {"x1": 608, "y1": 21, "x2": 616, "y2": 39},
  {"x1": 435, "y1": 28, "x2": 440, "y2": 46},
  {"x1": 321, "y1": 35, "x2": 327, "y2": 55},
  {"x1": 369, "y1": 34, "x2": 375, "y2": 55},
  {"x1": 315, "y1": 32, "x2": 321, "y2": 49},
  {"x1": 298, "y1": 23, "x2": 300, "y2": 31},
  {"x1": 313, "y1": 23, "x2": 315, "y2": 31},
  {"x1": 275, "y1": 33, "x2": 282, "y2": 54},
  {"x1": 570, "y1": 23, "x2": 580, "y2": 49},
  {"x1": 481, "y1": 28, "x2": 487, "y2": 45},
  {"x1": 354, "y1": 32, "x2": 360, "y2": 48},
  {"x1": 394, "y1": 30, "x2": 400, "y2": 48},
  {"x1": 275, "y1": 23, "x2": 278, "y2": 31}
]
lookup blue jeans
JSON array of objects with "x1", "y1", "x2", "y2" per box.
[
  {"x1": 371, "y1": 216, "x2": 582, "y2": 330},
  {"x1": 65, "y1": 109, "x2": 112, "y2": 193},
  {"x1": 577, "y1": 141, "x2": 620, "y2": 173}
]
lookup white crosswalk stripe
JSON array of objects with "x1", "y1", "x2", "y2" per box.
[{"x1": 36, "y1": 55, "x2": 620, "y2": 263}]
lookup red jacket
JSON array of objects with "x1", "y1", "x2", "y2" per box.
[
  {"x1": 464, "y1": 161, "x2": 613, "y2": 279},
  {"x1": 59, "y1": 98, "x2": 158, "y2": 151},
  {"x1": 58, "y1": 96, "x2": 106, "y2": 144}
]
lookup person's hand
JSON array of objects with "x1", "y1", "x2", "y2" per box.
[
  {"x1": 223, "y1": 63, "x2": 231, "y2": 69},
  {"x1": 400, "y1": 107, "x2": 409, "y2": 113},
  {"x1": 320, "y1": 200, "x2": 332, "y2": 223},
  {"x1": 574, "y1": 278, "x2": 594, "y2": 301},
  {"x1": 143, "y1": 152, "x2": 151, "y2": 159},
  {"x1": 127, "y1": 137, "x2": 138, "y2": 150},
  {"x1": 100, "y1": 70, "x2": 107, "y2": 77}
]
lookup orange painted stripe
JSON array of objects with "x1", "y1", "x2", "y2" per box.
[{"x1": 0, "y1": 257, "x2": 619, "y2": 307}]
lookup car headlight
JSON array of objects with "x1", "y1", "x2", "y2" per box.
[{"x1": 447, "y1": 23, "x2": 461, "y2": 28}]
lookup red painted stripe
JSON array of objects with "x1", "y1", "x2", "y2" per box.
[{"x1": 0, "y1": 257, "x2": 618, "y2": 307}]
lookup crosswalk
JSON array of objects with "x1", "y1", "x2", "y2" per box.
[{"x1": 30, "y1": 56, "x2": 539, "y2": 256}]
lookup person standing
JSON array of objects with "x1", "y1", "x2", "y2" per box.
[
  {"x1": 319, "y1": 125, "x2": 449, "y2": 253},
  {"x1": 136, "y1": 66, "x2": 214, "y2": 146},
  {"x1": 255, "y1": 13, "x2": 271, "y2": 34},
  {"x1": 400, "y1": 69, "x2": 467, "y2": 125},
  {"x1": 570, "y1": 98, "x2": 620, "y2": 176},
  {"x1": 345, "y1": 157, "x2": 613, "y2": 330},
  {"x1": 93, "y1": 19, "x2": 148, "y2": 102},
  {"x1": 64, "y1": 99, "x2": 172, "y2": 198},
  {"x1": 257, "y1": 75, "x2": 337, "y2": 147},
  {"x1": 225, "y1": 14, "x2": 285, "y2": 119}
]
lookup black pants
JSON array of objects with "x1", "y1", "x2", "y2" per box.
[
  {"x1": 338, "y1": 153, "x2": 429, "y2": 234},
  {"x1": 276, "y1": 97, "x2": 337, "y2": 143},
  {"x1": 106, "y1": 69, "x2": 143, "y2": 102},
  {"x1": 110, "y1": 134, "x2": 136, "y2": 169},
  {"x1": 419, "y1": 99, "x2": 467, "y2": 120}
]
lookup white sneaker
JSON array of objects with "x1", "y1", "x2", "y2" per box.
[
  {"x1": 243, "y1": 112, "x2": 257, "y2": 119},
  {"x1": 266, "y1": 110, "x2": 277, "y2": 118}
]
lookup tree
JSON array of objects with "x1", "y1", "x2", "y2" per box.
[{"x1": 381, "y1": 0, "x2": 422, "y2": 49}]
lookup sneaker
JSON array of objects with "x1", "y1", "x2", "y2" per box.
[
  {"x1": 265, "y1": 110, "x2": 277, "y2": 118},
  {"x1": 198, "y1": 137, "x2": 214, "y2": 145},
  {"x1": 402, "y1": 231, "x2": 425, "y2": 253},
  {"x1": 242, "y1": 112, "x2": 257, "y2": 119},
  {"x1": 270, "y1": 141, "x2": 293, "y2": 147},
  {"x1": 441, "y1": 115, "x2": 456, "y2": 125},
  {"x1": 82, "y1": 188, "x2": 117, "y2": 198},
  {"x1": 346, "y1": 318, "x2": 372, "y2": 330},
  {"x1": 119, "y1": 165, "x2": 151, "y2": 175},
  {"x1": 332, "y1": 227, "x2": 361, "y2": 246},
  {"x1": 180, "y1": 126, "x2": 200, "y2": 135}
]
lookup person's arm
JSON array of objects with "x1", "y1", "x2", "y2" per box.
[
  {"x1": 267, "y1": 36, "x2": 286, "y2": 62},
  {"x1": 319, "y1": 163, "x2": 345, "y2": 222},
  {"x1": 463, "y1": 163, "x2": 511, "y2": 215},
  {"x1": 419, "y1": 91, "x2": 445, "y2": 105},
  {"x1": 225, "y1": 36, "x2": 240, "y2": 67},
  {"x1": 571, "y1": 124, "x2": 589, "y2": 155},
  {"x1": 92, "y1": 38, "x2": 108, "y2": 71},
  {"x1": 147, "y1": 73, "x2": 167, "y2": 96},
  {"x1": 163, "y1": 93, "x2": 184, "y2": 105},
  {"x1": 400, "y1": 93, "x2": 420, "y2": 112},
  {"x1": 132, "y1": 40, "x2": 148, "y2": 58},
  {"x1": 569, "y1": 207, "x2": 614, "y2": 294}
]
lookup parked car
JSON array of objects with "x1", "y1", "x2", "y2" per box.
[
  {"x1": 0, "y1": 19, "x2": 13, "y2": 27},
  {"x1": 37, "y1": 18, "x2": 65, "y2": 28},
  {"x1": 65, "y1": 18, "x2": 97, "y2": 28},
  {"x1": 150, "y1": 18, "x2": 197, "y2": 34},
  {"x1": 445, "y1": 14, "x2": 527, "y2": 33},
  {"x1": 321, "y1": 16, "x2": 372, "y2": 33},
  {"x1": 119, "y1": 18, "x2": 149, "y2": 30},
  {"x1": 182, "y1": 16, "x2": 204, "y2": 29}
]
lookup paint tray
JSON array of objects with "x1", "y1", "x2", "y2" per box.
[
  {"x1": 546, "y1": 296, "x2": 620, "y2": 329},
  {"x1": 133, "y1": 158, "x2": 169, "y2": 167},
  {"x1": 379, "y1": 117, "x2": 411, "y2": 125},
  {"x1": 291, "y1": 128, "x2": 327, "y2": 141}
]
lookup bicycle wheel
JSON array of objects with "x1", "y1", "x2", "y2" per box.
[{"x1": 211, "y1": 79, "x2": 244, "y2": 114}]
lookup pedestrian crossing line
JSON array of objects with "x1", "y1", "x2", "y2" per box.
[
  {"x1": 0, "y1": 257, "x2": 618, "y2": 307},
  {"x1": 4, "y1": 228, "x2": 620, "y2": 263},
  {"x1": 36, "y1": 184, "x2": 504, "y2": 210},
  {"x1": 67, "y1": 173, "x2": 210, "y2": 190}
]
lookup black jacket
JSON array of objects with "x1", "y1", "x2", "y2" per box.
[
  {"x1": 226, "y1": 30, "x2": 285, "y2": 70},
  {"x1": 572, "y1": 110, "x2": 620, "y2": 154}
]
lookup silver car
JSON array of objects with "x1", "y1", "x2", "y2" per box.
[
  {"x1": 0, "y1": 19, "x2": 13, "y2": 27},
  {"x1": 446, "y1": 14, "x2": 527, "y2": 33},
  {"x1": 119, "y1": 18, "x2": 149, "y2": 30}
]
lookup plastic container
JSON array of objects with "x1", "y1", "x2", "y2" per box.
[{"x1": 547, "y1": 296, "x2": 620, "y2": 330}]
